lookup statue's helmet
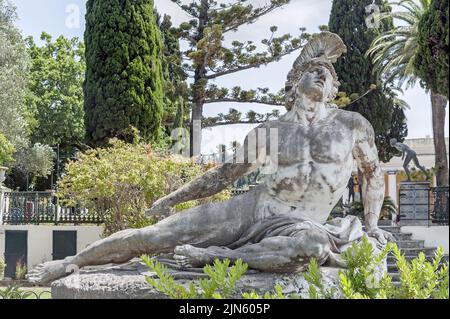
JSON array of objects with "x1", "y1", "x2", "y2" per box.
[{"x1": 285, "y1": 31, "x2": 347, "y2": 110}]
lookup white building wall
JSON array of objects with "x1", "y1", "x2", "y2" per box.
[{"x1": 0, "y1": 225, "x2": 103, "y2": 270}]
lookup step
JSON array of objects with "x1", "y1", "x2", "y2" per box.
[
  {"x1": 363, "y1": 226, "x2": 402, "y2": 233},
  {"x1": 398, "y1": 220, "x2": 430, "y2": 227},
  {"x1": 387, "y1": 264, "x2": 398, "y2": 272},
  {"x1": 395, "y1": 240, "x2": 425, "y2": 249},
  {"x1": 393, "y1": 233, "x2": 413, "y2": 241},
  {"x1": 395, "y1": 247, "x2": 437, "y2": 256},
  {"x1": 379, "y1": 226, "x2": 402, "y2": 233},
  {"x1": 378, "y1": 220, "x2": 393, "y2": 226},
  {"x1": 387, "y1": 253, "x2": 436, "y2": 263},
  {"x1": 390, "y1": 272, "x2": 400, "y2": 282}
]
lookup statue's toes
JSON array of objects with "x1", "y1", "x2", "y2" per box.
[
  {"x1": 174, "y1": 244, "x2": 195, "y2": 256},
  {"x1": 173, "y1": 254, "x2": 193, "y2": 268}
]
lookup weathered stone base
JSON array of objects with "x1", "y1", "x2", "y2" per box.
[{"x1": 51, "y1": 259, "x2": 344, "y2": 299}]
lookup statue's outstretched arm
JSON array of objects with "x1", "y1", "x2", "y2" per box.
[
  {"x1": 147, "y1": 127, "x2": 266, "y2": 215},
  {"x1": 352, "y1": 116, "x2": 394, "y2": 244}
]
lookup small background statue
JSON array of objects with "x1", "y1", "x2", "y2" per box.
[{"x1": 390, "y1": 138, "x2": 430, "y2": 182}]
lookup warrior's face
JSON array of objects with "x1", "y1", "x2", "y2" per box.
[{"x1": 296, "y1": 64, "x2": 335, "y2": 103}]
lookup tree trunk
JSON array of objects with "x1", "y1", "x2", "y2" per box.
[
  {"x1": 189, "y1": 0, "x2": 209, "y2": 157},
  {"x1": 430, "y1": 91, "x2": 449, "y2": 187},
  {"x1": 190, "y1": 102, "x2": 203, "y2": 157}
]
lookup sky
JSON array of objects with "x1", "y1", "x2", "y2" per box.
[{"x1": 11, "y1": 0, "x2": 449, "y2": 155}]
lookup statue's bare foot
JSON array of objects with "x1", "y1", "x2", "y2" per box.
[
  {"x1": 174, "y1": 245, "x2": 212, "y2": 268},
  {"x1": 27, "y1": 258, "x2": 76, "y2": 285}
]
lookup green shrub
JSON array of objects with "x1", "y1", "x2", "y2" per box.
[
  {"x1": 0, "y1": 257, "x2": 5, "y2": 279},
  {"x1": 142, "y1": 256, "x2": 248, "y2": 299},
  {"x1": 15, "y1": 261, "x2": 27, "y2": 280},
  {"x1": 142, "y1": 238, "x2": 449, "y2": 299},
  {"x1": 304, "y1": 259, "x2": 337, "y2": 299},
  {"x1": 0, "y1": 132, "x2": 15, "y2": 166},
  {"x1": 57, "y1": 139, "x2": 230, "y2": 235},
  {"x1": 305, "y1": 237, "x2": 449, "y2": 299},
  {"x1": 338, "y1": 236, "x2": 393, "y2": 299},
  {"x1": 387, "y1": 245, "x2": 449, "y2": 299}
]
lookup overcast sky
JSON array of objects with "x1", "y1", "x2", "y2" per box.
[{"x1": 11, "y1": 0, "x2": 449, "y2": 155}]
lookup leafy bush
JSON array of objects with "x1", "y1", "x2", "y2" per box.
[
  {"x1": 386, "y1": 245, "x2": 449, "y2": 299},
  {"x1": 0, "y1": 257, "x2": 5, "y2": 279},
  {"x1": 338, "y1": 236, "x2": 392, "y2": 299},
  {"x1": 142, "y1": 239, "x2": 449, "y2": 299},
  {"x1": 0, "y1": 132, "x2": 15, "y2": 166},
  {"x1": 305, "y1": 237, "x2": 449, "y2": 299},
  {"x1": 15, "y1": 261, "x2": 27, "y2": 280},
  {"x1": 142, "y1": 256, "x2": 248, "y2": 299},
  {"x1": 304, "y1": 259, "x2": 337, "y2": 299},
  {"x1": 57, "y1": 139, "x2": 230, "y2": 235}
]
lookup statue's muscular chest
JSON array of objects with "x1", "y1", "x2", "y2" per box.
[{"x1": 275, "y1": 121, "x2": 354, "y2": 165}]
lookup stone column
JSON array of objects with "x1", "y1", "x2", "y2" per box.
[
  {"x1": 386, "y1": 169, "x2": 398, "y2": 225},
  {"x1": 387, "y1": 170, "x2": 398, "y2": 206}
]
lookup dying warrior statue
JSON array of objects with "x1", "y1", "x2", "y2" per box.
[{"x1": 28, "y1": 32, "x2": 394, "y2": 285}]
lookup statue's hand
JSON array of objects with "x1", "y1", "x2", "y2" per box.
[
  {"x1": 366, "y1": 227, "x2": 395, "y2": 245},
  {"x1": 145, "y1": 198, "x2": 174, "y2": 217}
]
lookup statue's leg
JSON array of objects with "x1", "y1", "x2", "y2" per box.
[
  {"x1": 403, "y1": 155, "x2": 413, "y2": 181},
  {"x1": 27, "y1": 191, "x2": 260, "y2": 285},
  {"x1": 412, "y1": 156, "x2": 428, "y2": 177},
  {"x1": 173, "y1": 229, "x2": 344, "y2": 272}
]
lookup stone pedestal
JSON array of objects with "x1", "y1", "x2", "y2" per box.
[
  {"x1": 399, "y1": 181, "x2": 430, "y2": 226},
  {"x1": 51, "y1": 259, "x2": 344, "y2": 299}
]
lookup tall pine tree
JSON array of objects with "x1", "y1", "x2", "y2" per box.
[
  {"x1": 157, "y1": 13, "x2": 189, "y2": 132},
  {"x1": 84, "y1": 0, "x2": 164, "y2": 145},
  {"x1": 329, "y1": 0, "x2": 407, "y2": 162},
  {"x1": 169, "y1": 0, "x2": 308, "y2": 156},
  {"x1": 415, "y1": 0, "x2": 449, "y2": 98}
]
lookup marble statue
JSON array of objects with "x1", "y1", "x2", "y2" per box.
[
  {"x1": 28, "y1": 32, "x2": 394, "y2": 285},
  {"x1": 390, "y1": 138, "x2": 429, "y2": 181}
]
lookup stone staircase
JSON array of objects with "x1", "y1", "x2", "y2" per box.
[{"x1": 374, "y1": 222, "x2": 446, "y2": 285}]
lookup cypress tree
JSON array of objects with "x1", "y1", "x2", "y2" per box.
[
  {"x1": 84, "y1": 0, "x2": 164, "y2": 145},
  {"x1": 329, "y1": 0, "x2": 407, "y2": 162},
  {"x1": 415, "y1": 0, "x2": 449, "y2": 98}
]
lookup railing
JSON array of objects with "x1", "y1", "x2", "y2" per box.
[
  {"x1": 0, "y1": 191, "x2": 104, "y2": 225},
  {"x1": 430, "y1": 187, "x2": 449, "y2": 225}
]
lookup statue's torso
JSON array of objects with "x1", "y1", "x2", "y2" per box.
[{"x1": 260, "y1": 109, "x2": 358, "y2": 223}]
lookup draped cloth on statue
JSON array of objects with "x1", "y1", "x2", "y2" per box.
[{"x1": 227, "y1": 215, "x2": 367, "y2": 254}]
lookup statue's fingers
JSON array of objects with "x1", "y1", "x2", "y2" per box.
[
  {"x1": 375, "y1": 232, "x2": 387, "y2": 245},
  {"x1": 384, "y1": 231, "x2": 396, "y2": 242}
]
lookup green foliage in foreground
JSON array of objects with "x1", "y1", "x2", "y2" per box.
[
  {"x1": 308, "y1": 236, "x2": 449, "y2": 299},
  {"x1": 142, "y1": 256, "x2": 248, "y2": 299},
  {"x1": 143, "y1": 237, "x2": 449, "y2": 299}
]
